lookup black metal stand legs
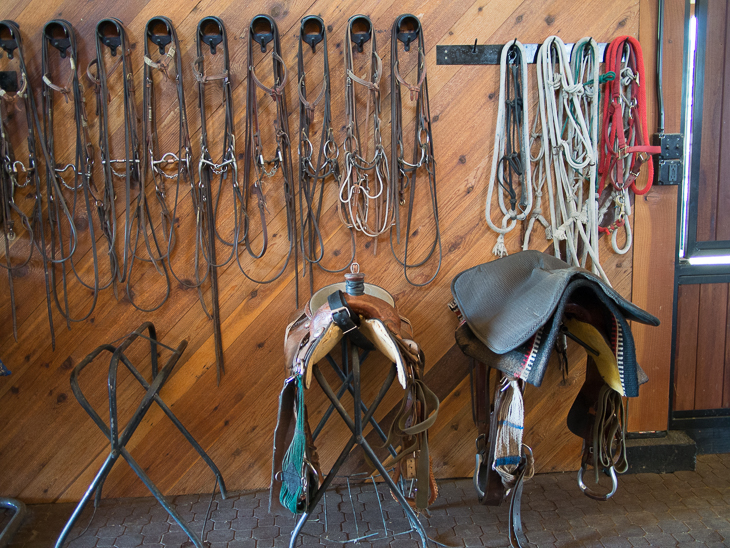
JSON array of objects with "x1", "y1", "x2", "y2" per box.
[
  {"x1": 287, "y1": 341, "x2": 430, "y2": 548},
  {"x1": 55, "y1": 323, "x2": 227, "y2": 548}
]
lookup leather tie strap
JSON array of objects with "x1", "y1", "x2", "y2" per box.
[
  {"x1": 327, "y1": 291, "x2": 375, "y2": 351},
  {"x1": 392, "y1": 57, "x2": 426, "y2": 102}
]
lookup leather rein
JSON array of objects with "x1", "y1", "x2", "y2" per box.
[
  {"x1": 0, "y1": 21, "x2": 43, "y2": 342},
  {"x1": 389, "y1": 14, "x2": 441, "y2": 287},
  {"x1": 340, "y1": 15, "x2": 392, "y2": 241},
  {"x1": 241, "y1": 14, "x2": 298, "y2": 305},
  {"x1": 42, "y1": 20, "x2": 104, "y2": 336},
  {"x1": 193, "y1": 16, "x2": 234, "y2": 383},
  {"x1": 297, "y1": 16, "x2": 355, "y2": 296}
]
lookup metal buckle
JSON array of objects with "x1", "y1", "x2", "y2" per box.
[
  {"x1": 330, "y1": 305, "x2": 358, "y2": 334},
  {"x1": 329, "y1": 305, "x2": 351, "y2": 319}
]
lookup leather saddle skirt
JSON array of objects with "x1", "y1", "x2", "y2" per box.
[{"x1": 451, "y1": 250, "x2": 659, "y2": 396}]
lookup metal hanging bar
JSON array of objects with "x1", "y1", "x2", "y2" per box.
[{"x1": 436, "y1": 41, "x2": 608, "y2": 65}]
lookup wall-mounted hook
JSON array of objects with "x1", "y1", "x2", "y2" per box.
[{"x1": 472, "y1": 39, "x2": 478, "y2": 54}]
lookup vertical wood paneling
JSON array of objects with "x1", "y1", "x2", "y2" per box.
[
  {"x1": 694, "y1": 283, "x2": 728, "y2": 409},
  {"x1": 724, "y1": 287, "x2": 730, "y2": 408},
  {"x1": 0, "y1": 0, "x2": 664, "y2": 503},
  {"x1": 695, "y1": 0, "x2": 728, "y2": 242},
  {"x1": 714, "y1": 6, "x2": 730, "y2": 241},
  {"x1": 673, "y1": 284, "x2": 700, "y2": 411}
]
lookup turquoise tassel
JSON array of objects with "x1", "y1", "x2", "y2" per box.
[{"x1": 279, "y1": 375, "x2": 307, "y2": 513}]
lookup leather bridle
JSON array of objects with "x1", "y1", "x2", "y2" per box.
[
  {"x1": 41, "y1": 19, "x2": 103, "y2": 336},
  {"x1": 115, "y1": 17, "x2": 174, "y2": 313},
  {"x1": 144, "y1": 17, "x2": 208, "y2": 315},
  {"x1": 88, "y1": 18, "x2": 141, "y2": 294},
  {"x1": 0, "y1": 21, "x2": 40, "y2": 342},
  {"x1": 389, "y1": 14, "x2": 441, "y2": 286},
  {"x1": 297, "y1": 15, "x2": 355, "y2": 296},
  {"x1": 194, "y1": 16, "x2": 235, "y2": 383},
  {"x1": 340, "y1": 15, "x2": 391, "y2": 241},
  {"x1": 240, "y1": 14, "x2": 298, "y2": 305}
]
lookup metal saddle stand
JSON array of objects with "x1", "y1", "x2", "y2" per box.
[
  {"x1": 55, "y1": 323, "x2": 227, "y2": 548},
  {"x1": 288, "y1": 337, "x2": 434, "y2": 548}
]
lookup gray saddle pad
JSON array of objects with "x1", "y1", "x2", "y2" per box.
[
  {"x1": 451, "y1": 251, "x2": 659, "y2": 354},
  {"x1": 451, "y1": 251, "x2": 659, "y2": 396}
]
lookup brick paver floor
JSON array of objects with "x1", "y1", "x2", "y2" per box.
[{"x1": 3, "y1": 453, "x2": 729, "y2": 547}]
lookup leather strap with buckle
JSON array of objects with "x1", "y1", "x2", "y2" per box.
[{"x1": 327, "y1": 290, "x2": 375, "y2": 350}]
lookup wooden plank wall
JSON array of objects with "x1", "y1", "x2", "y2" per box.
[
  {"x1": 0, "y1": 0, "x2": 667, "y2": 503},
  {"x1": 695, "y1": 0, "x2": 730, "y2": 243},
  {"x1": 674, "y1": 282, "x2": 730, "y2": 411}
]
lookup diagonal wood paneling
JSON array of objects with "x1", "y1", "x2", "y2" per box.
[{"x1": 0, "y1": 0, "x2": 659, "y2": 503}]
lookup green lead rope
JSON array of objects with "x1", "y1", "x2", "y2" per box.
[{"x1": 280, "y1": 375, "x2": 307, "y2": 513}]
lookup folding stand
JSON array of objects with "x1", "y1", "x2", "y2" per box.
[
  {"x1": 55, "y1": 323, "x2": 227, "y2": 548},
  {"x1": 288, "y1": 339, "x2": 431, "y2": 548}
]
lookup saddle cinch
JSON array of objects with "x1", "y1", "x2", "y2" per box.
[
  {"x1": 450, "y1": 250, "x2": 659, "y2": 547},
  {"x1": 271, "y1": 272, "x2": 439, "y2": 515}
]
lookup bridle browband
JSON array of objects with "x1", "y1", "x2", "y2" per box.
[
  {"x1": 194, "y1": 15, "x2": 235, "y2": 383},
  {"x1": 340, "y1": 15, "x2": 392, "y2": 242},
  {"x1": 41, "y1": 19, "x2": 104, "y2": 337},
  {"x1": 240, "y1": 14, "x2": 299, "y2": 305},
  {"x1": 0, "y1": 20, "x2": 41, "y2": 342},
  {"x1": 389, "y1": 14, "x2": 441, "y2": 286},
  {"x1": 297, "y1": 15, "x2": 356, "y2": 296}
]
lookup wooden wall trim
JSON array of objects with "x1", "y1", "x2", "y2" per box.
[{"x1": 629, "y1": 0, "x2": 683, "y2": 433}]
